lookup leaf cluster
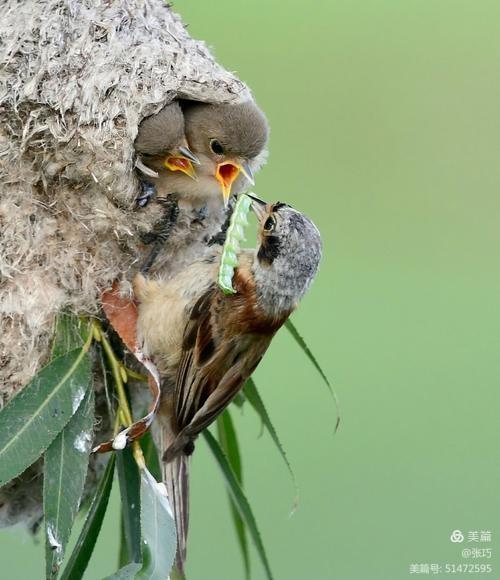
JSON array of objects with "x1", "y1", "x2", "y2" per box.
[{"x1": 0, "y1": 313, "x2": 333, "y2": 579}]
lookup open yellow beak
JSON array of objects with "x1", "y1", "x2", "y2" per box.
[
  {"x1": 164, "y1": 156, "x2": 197, "y2": 180},
  {"x1": 215, "y1": 161, "x2": 244, "y2": 206}
]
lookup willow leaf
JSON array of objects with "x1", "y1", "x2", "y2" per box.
[
  {"x1": 118, "y1": 516, "x2": 128, "y2": 569},
  {"x1": 116, "y1": 447, "x2": 142, "y2": 565},
  {"x1": 285, "y1": 319, "x2": 340, "y2": 431},
  {"x1": 111, "y1": 458, "x2": 175, "y2": 579},
  {"x1": 232, "y1": 391, "x2": 246, "y2": 408},
  {"x1": 44, "y1": 312, "x2": 94, "y2": 579},
  {"x1": 243, "y1": 378, "x2": 298, "y2": 508},
  {"x1": 140, "y1": 431, "x2": 162, "y2": 482},
  {"x1": 60, "y1": 454, "x2": 116, "y2": 580},
  {"x1": 217, "y1": 411, "x2": 250, "y2": 580},
  {"x1": 44, "y1": 386, "x2": 94, "y2": 579},
  {"x1": 52, "y1": 313, "x2": 90, "y2": 359},
  {"x1": 0, "y1": 348, "x2": 92, "y2": 486},
  {"x1": 204, "y1": 430, "x2": 273, "y2": 580},
  {"x1": 136, "y1": 468, "x2": 177, "y2": 580}
]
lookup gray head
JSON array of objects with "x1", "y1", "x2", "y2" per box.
[
  {"x1": 134, "y1": 102, "x2": 186, "y2": 156},
  {"x1": 134, "y1": 102, "x2": 199, "y2": 179},
  {"x1": 182, "y1": 101, "x2": 269, "y2": 203},
  {"x1": 250, "y1": 197, "x2": 322, "y2": 316}
]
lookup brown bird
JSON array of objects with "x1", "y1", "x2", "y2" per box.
[{"x1": 133, "y1": 197, "x2": 322, "y2": 572}]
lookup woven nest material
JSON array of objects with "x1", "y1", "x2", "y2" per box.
[{"x1": 0, "y1": 0, "x2": 255, "y2": 528}]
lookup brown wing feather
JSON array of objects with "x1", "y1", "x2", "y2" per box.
[
  {"x1": 175, "y1": 286, "x2": 214, "y2": 423},
  {"x1": 168, "y1": 270, "x2": 286, "y2": 459}
]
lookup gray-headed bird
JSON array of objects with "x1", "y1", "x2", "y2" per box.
[{"x1": 133, "y1": 197, "x2": 321, "y2": 572}]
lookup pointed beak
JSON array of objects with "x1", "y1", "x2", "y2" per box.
[
  {"x1": 178, "y1": 145, "x2": 200, "y2": 165},
  {"x1": 215, "y1": 161, "x2": 241, "y2": 206},
  {"x1": 240, "y1": 161, "x2": 255, "y2": 186},
  {"x1": 164, "y1": 155, "x2": 198, "y2": 180},
  {"x1": 215, "y1": 161, "x2": 256, "y2": 206},
  {"x1": 246, "y1": 193, "x2": 268, "y2": 220}
]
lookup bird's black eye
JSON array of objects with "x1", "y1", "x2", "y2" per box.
[
  {"x1": 263, "y1": 216, "x2": 275, "y2": 231},
  {"x1": 210, "y1": 139, "x2": 224, "y2": 155}
]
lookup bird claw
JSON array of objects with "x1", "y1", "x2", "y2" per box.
[
  {"x1": 140, "y1": 197, "x2": 180, "y2": 273},
  {"x1": 136, "y1": 181, "x2": 157, "y2": 208},
  {"x1": 191, "y1": 203, "x2": 208, "y2": 226}
]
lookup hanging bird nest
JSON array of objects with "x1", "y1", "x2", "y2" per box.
[
  {"x1": 0, "y1": 0, "x2": 253, "y2": 402},
  {"x1": 0, "y1": 0, "x2": 254, "y2": 528}
]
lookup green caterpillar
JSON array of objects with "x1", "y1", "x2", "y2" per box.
[{"x1": 218, "y1": 193, "x2": 252, "y2": 295}]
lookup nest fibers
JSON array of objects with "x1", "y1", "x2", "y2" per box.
[{"x1": 0, "y1": 0, "x2": 257, "y2": 527}]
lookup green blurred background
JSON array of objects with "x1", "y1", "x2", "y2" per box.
[{"x1": 2, "y1": 0, "x2": 500, "y2": 578}]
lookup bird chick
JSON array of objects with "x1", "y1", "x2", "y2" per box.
[
  {"x1": 134, "y1": 100, "x2": 269, "y2": 276},
  {"x1": 182, "y1": 101, "x2": 269, "y2": 205},
  {"x1": 134, "y1": 100, "x2": 199, "y2": 207},
  {"x1": 135, "y1": 100, "x2": 268, "y2": 208},
  {"x1": 133, "y1": 197, "x2": 321, "y2": 571}
]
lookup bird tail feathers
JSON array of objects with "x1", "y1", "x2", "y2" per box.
[{"x1": 160, "y1": 427, "x2": 190, "y2": 577}]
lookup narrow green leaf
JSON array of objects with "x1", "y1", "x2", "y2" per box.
[
  {"x1": 0, "y1": 348, "x2": 92, "y2": 486},
  {"x1": 60, "y1": 454, "x2": 116, "y2": 580},
  {"x1": 118, "y1": 515, "x2": 128, "y2": 569},
  {"x1": 97, "y1": 340, "x2": 114, "y2": 419},
  {"x1": 204, "y1": 430, "x2": 274, "y2": 580},
  {"x1": 243, "y1": 378, "x2": 298, "y2": 507},
  {"x1": 52, "y1": 313, "x2": 90, "y2": 359},
  {"x1": 217, "y1": 411, "x2": 242, "y2": 484},
  {"x1": 285, "y1": 319, "x2": 340, "y2": 431},
  {"x1": 44, "y1": 387, "x2": 95, "y2": 579},
  {"x1": 284, "y1": 319, "x2": 331, "y2": 390},
  {"x1": 112, "y1": 438, "x2": 170, "y2": 580},
  {"x1": 232, "y1": 391, "x2": 246, "y2": 408},
  {"x1": 116, "y1": 447, "x2": 142, "y2": 565},
  {"x1": 217, "y1": 411, "x2": 250, "y2": 580},
  {"x1": 140, "y1": 431, "x2": 162, "y2": 483},
  {"x1": 45, "y1": 310, "x2": 95, "y2": 577},
  {"x1": 136, "y1": 467, "x2": 177, "y2": 580}
]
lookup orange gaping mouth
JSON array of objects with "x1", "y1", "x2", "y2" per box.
[
  {"x1": 216, "y1": 162, "x2": 241, "y2": 204},
  {"x1": 164, "y1": 156, "x2": 197, "y2": 180}
]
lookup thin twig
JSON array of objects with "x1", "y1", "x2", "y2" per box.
[
  {"x1": 94, "y1": 321, "x2": 145, "y2": 468},
  {"x1": 122, "y1": 367, "x2": 149, "y2": 383}
]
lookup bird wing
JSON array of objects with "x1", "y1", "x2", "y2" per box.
[{"x1": 170, "y1": 282, "x2": 273, "y2": 453}]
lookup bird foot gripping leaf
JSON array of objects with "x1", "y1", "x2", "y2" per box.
[{"x1": 218, "y1": 193, "x2": 252, "y2": 294}]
